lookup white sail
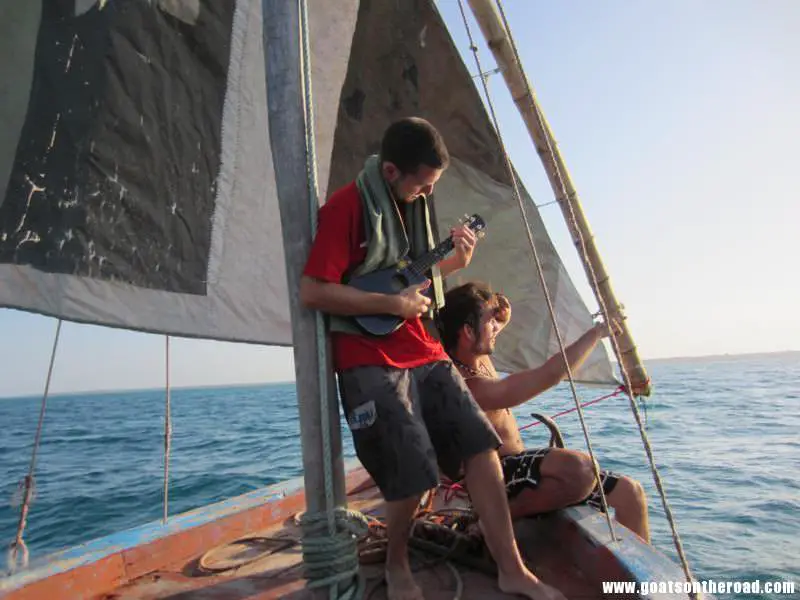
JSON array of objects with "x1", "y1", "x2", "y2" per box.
[{"x1": 0, "y1": 0, "x2": 615, "y2": 384}]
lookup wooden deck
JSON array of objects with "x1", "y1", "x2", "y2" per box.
[
  {"x1": 2, "y1": 462, "x2": 696, "y2": 600},
  {"x1": 92, "y1": 482, "x2": 604, "y2": 600}
]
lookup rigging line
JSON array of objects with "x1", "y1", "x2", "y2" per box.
[
  {"x1": 7, "y1": 319, "x2": 62, "y2": 574},
  {"x1": 534, "y1": 199, "x2": 559, "y2": 209},
  {"x1": 471, "y1": 66, "x2": 502, "y2": 80},
  {"x1": 518, "y1": 385, "x2": 625, "y2": 432},
  {"x1": 492, "y1": 0, "x2": 696, "y2": 591},
  {"x1": 163, "y1": 335, "x2": 172, "y2": 524},
  {"x1": 455, "y1": 0, "x2": 617, "y2": 541}
]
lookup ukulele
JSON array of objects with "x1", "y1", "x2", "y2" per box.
[{"x1": 346, "y1": 214, "x2": 486, "y2": 336}]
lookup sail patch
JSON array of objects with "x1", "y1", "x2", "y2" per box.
[
  {"x1": 0, "y1": 0, "x2": 360, "y2": 345},
  {"x1": 0, "y1": 0, "x2": 235, "y2": 295}
]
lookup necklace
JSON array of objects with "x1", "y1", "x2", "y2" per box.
[
  {"x1": 451, "y1": 356, "x2": 512, "y2": 415},
  {"x1": 451, "y1": 356, "x2": 490, "y2": 378}
]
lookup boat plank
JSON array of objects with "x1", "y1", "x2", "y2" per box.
[
  {"x1": 8, "y1": 553, "x2": 127, "y2": 600},
  {"x1": 96, "y1": 491, "x2": 603, "y2": 600},
  {"x1": 119, "y1": 492, "x2": 308, "y2": 582},
  {"x1": 3, "y1": 468, "x2": 630, "y2": 600}
]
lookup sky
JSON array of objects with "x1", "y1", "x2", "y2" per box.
[{"x1": 1, "y1": 0, "x2": 799, "y2": 397}]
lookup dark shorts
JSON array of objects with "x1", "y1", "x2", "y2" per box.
[
  {"x1": 500, "y1": 448, "x2": 620, "y2": 512},
  {"x1": 338, "y1": 361, "x2": 501, "y2": 502}
]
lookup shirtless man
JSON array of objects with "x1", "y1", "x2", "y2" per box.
[{"x1": 438, "y1": 282, "x2": 651, "y2": 542}]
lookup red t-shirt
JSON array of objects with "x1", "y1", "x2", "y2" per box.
[{"x1": 302, "y1": 181, "x2": 448, "y2": 371}]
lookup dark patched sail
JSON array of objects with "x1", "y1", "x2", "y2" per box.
[{"x1": 0, "y1": 0, "x2": 615, "y2": 384}]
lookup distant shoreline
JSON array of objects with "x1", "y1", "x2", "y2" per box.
[
  {"x1": 642, "y1": 349, "x2": 800, "y2": 364},
  {"x1": 0, "y1": 380, "x2": 295, "y2": 401},
  {"x1": 3, "y1": 350, "x2": 798, "y2": 400}
]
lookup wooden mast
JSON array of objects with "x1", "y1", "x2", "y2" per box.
[
  {"x1": 466, "y1": 0, "x2": 651, "y2": 396},
  {"x1": 261, "y1": 0, "x2": 347, "y2": 518}
]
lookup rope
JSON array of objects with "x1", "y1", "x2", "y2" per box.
[
  {"x1": 7, "y1": 319, "x2": 62, "y2": 574},
  {"x1": 298, "y1": 509, "x2": 370, "y2": 599},
  {"x1": 641, "y1": 396, "x2": 649, "y2": 429},
  {"x1": 162, "y1": 335, "x2": 172, "y2": 524},
  {"x1": 518, "y1": 386, "x2": 625, "y2": 432},
  {"x1": 491, "y1": 0, "x2": 697, "y2": 593},
  {"x1": 441, "y1": 481, "x2": 469, "y2": 505},
  {"x1": 445, "y1": 561, "x2": 464, "y2": 600},
  {"x1": 455, "y1": 0, "x2": 617, "y2": 541},
  {"x1": 298, "y1": 0, "x2": 364, "y2": 597}
]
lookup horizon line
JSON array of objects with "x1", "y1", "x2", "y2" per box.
[{"x1": 1, "y1": 349, "x2": 797, "y2": 400}]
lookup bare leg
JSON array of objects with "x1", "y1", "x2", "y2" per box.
[
  {"x1": 508, "y1": 449, "x2": 596, "y2": 519},
  {"x1": 464, "y1": 450, "x2": 567, "y2": 600},
  {"x1": 606, "y1": 476, "x2": 651, "y2": 543},
  {"x1": 384, "y1": 495, "x2": 424, "y2": 600}
]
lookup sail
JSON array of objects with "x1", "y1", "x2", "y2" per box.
[
  {"x1": 0, "y1": 0, "x2": 615, "y2": 384},
  {"x1": 329, "y1": 0, "x2": 616, "y2": 384}
]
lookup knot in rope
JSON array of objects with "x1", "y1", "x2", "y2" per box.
[
  {"x1": 7, "y1": 473, "x2": 37, "y2": 575},
  {"x1": 7, "y1": 475, "x2": 35, "y2": 573},
  {"x1": 7, "y1": 320, "x2": 61, "y2": 575},
  {"x1": 298, "y1": 507, "x2": 370, "y2": 599},
  {"x1": 6, "y1": 538, "x2": 29, "y2": 575}
]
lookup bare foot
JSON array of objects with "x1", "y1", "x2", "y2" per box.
[
  {"x1": 499, "y1": 569, "x2": 567, "y2": 600},
  {"x1": 386, "y1": 564, "x2": 424, "y2": 600}
]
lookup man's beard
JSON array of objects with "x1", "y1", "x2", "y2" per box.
[
  {"x1": 390, "y1": 179, "x2": 425, "y2": 204},
  {"x1": 472, "y1": 339, "x2": 494, "y2": 356}
]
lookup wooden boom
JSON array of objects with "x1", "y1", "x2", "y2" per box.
[{"x1": 467, "y1": 0, "x2": 651, "y2": 396}]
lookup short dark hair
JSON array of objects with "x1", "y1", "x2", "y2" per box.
[
  {"x1": 380, "y1": 117, "x2": 450, "y2": 174},
  {"x1": 438, "y1": 282, "x2": 497, "y2": 351}
]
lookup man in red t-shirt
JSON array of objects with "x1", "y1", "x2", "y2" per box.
[{"x1": 301, "y1": 118, "x2": 564, "y2": 600}]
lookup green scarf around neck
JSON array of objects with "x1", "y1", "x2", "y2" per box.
[{"x1": 328, "y1": 155, "x2": 445, "y2": 335}]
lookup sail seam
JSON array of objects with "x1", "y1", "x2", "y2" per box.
[{"x1": 207, "y1": 0, "x2": 251, "y2": 288}]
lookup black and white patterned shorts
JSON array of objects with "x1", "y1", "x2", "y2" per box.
[{"x1": 500, "y1": 448, "x2": 621, "y2": 512}]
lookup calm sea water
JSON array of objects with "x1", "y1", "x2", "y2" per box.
[{"x1": 1, "y1": 353, "x2": 798, "y2": 597}]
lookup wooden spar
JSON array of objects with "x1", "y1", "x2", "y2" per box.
[
  {"x1": 261, "y1": 0, "x2": 347, "y2": 515},
  {"x1": 466, "y1": 0, "x2": 652, "y2": 396}
]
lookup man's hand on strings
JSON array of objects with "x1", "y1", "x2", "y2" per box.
[
  {"x1": 450, "y1": 224, "x2": 477, "y2": 270},
  {"x1": 395, "y1": 280, "x2": 432, "y2": 319}
]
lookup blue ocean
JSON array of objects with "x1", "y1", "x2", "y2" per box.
[{"x1": 1, "y1": 353, "x2": 798, "y2": 597}]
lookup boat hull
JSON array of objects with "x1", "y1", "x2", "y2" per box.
[{"x1": 1, "y1": 460, "x2": 709, "y2": 600}]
